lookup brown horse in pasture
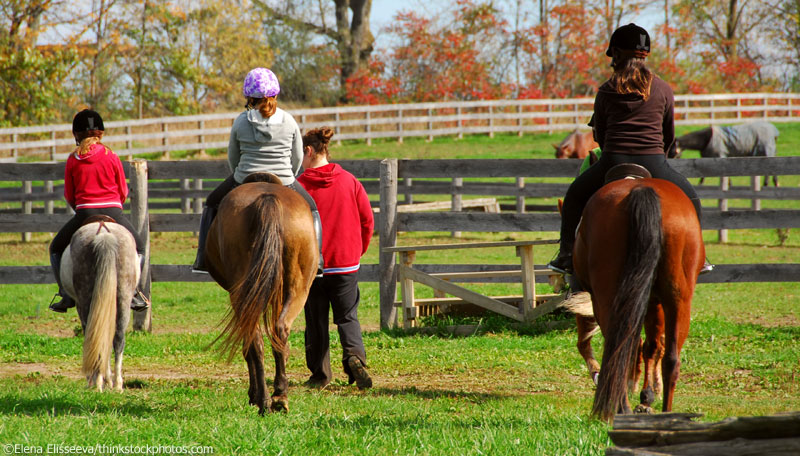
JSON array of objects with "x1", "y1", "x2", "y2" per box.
[
  {"x1": 207, "y1": 173, "x2": 318, "y2": 414},
  {"x1": 553, "y1": 129, "x2": 599, "y2": 159},
  {"x1": 572, "y1": 176, "x2": 704, "y2": 422}
]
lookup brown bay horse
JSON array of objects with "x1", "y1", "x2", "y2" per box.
[
  {"x1": 572, "y1": 177, "x2": 704, "y2": 422},
  {"x1": 207, "y1": 173, "x2": 318, "y2": 414},
  {"x1": 553, "y1": 129, "x2": 599, "y2": 159}
]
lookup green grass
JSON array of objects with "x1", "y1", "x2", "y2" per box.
[{"x1": 2, "y1": 127, "x2": 800, "y2": 455}]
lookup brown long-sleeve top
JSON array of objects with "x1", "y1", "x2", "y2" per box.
[{"x1": 590, "y1": 75, "x2": 675, "y2": 155}]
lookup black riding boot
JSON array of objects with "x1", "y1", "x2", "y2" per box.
[
  {"x1": 131, "y1": 254, "x2": 150, "y2": 311},
  {"x1": 548, "y1": 241, "x2": 574, "y2": 274},
  {"x1": 191, "y1": 206, "x2": 217, "y2": 273},
  {"x1": 49, "y1": 252, "x2": 76, "y2": 313},
  {"x1": 312, "y1": 209, "x2": 324, "y2": 278}
]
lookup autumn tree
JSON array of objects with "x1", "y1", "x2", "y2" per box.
[
  {"x1": 253, "y1": 0, "x2": 374, "y2": 101},
  {"x1": 0, "y1": 0, "x2": 75, "y2": 126}
]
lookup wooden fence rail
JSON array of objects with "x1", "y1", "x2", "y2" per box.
[
  {"x1": 2, "y1": 157, "x2": 800, "y2": 329},
  {"x1": 1, "y1": 93, "x2": 798, "y2": 162}
]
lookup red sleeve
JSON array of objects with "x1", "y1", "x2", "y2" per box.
[
  {"x1": 355, "y1": 180, "x2": 374, "y2": 255},
  {"x1": 64, "y1": 156, "x2": 76, "y2": 209},
  {"x1": 112, "y1": 151, "x2": 128, "y2": 204}
]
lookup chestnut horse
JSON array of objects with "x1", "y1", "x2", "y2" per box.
[
  {"x1": 207, "y1": 173, "x2": 318, "y2": 414},
  {"x1": 61, "y1": 216, "x2": 139, "y2": 391},
  {"x1": 553, "y1": 129, "x2": 599, "y2": 159},
  {"x1": 572, "y1": 177, "x2": 704, "y2": 422}
]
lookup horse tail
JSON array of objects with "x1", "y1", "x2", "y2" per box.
[
  {"x1": 592, "y1": 186, "x2": 662, "y2": 422},
  {"x1": 221, "y1": 193, "x2": 285, "y2": 358},
  {"x1": 82, "y1": 233, "x2": 119, "y2": 379}
]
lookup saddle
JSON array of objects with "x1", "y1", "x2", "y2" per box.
[
  {"x1": 81, "y1": 214, "x2": 117, "y2": 234},
  {"x1": 243, "y1": 172, "x2": 282, "y2": 185},
  {"x1": 604, "y1": 163, "x2": 651, "y2": 185}
]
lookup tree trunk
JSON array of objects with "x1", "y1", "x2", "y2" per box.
[{"x1": 334, "y1": 0, "x2": 374, "y2": 99}]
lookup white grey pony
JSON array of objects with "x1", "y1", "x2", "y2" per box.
[{"x1": 61, "y1": 217, "x2": 139, "y2": 391}]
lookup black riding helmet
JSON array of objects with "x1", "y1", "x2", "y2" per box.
[
  {"x1": 606, "y1": 23, "x2": 650, "y2": 57},
  {"x1": 72, "y1": 109, "x2": 105, "y2": 133}
]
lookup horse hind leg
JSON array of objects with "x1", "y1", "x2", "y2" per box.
[
  {"x1": 244, "y1": 339, "x2": 268, "y2": 415},
  {"x1": 575, "y1": 316, "x2": 600, "y2": 384},
  {"x1": 270, "y1": 321, "x2": 291, "y2": 413},
  {"x1": 635, "y1": 303, "x2": 665, "y2": 414}
]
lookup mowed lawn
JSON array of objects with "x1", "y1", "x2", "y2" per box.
[{"x1": 1, "y1": 124, "x2": 799, "y2": 455}]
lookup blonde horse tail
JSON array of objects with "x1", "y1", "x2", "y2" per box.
[
  {"x1": 592, "y1": 186, "x2": 662, "y2": 422},
  {"x1": 82, "y1": 233, "x2": 119, "y2": 380},
  {"x1": 222, "y1": 193, "x2": 285, "y2": 358}
]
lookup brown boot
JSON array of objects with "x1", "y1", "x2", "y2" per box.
[{"x1": 347, "y1": 356, "x2": 372, "y2": 390}]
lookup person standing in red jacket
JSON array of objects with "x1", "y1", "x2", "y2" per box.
[
  {"x1": 297, "y1": 127, "x2": 374, "y2": 390},
  {"x1": 48, "y1": 109, "x2": 148, "y2": 313}
]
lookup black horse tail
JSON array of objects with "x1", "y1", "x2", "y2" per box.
[
  {"x1": 221, "y1": 193, "x2": 285, "y2": 358},
  {"x1": 592, "y1": 186, "x2": 662, "y2": 422}
]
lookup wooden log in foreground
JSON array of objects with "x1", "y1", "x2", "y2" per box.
[{"x1": 606, "y1": 412, "x2": 800, "y2": 456}]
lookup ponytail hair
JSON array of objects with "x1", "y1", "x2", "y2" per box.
[
  {"x1": 609, "y1": 57, "x2": 653, "y2": 100},
  {"x1": 74, "y1": 132, "x2": 107, "y2": 156},
  {"x1": 246, "y1": 96, "x2": 277, "y2": 118},
  {"x1": 302, "y1": 127, "x2": 335, "y2": 159}
]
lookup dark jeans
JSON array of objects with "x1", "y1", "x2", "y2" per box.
[
  {"x1": 50, "y1": 207, "x2": 144, "y2": 256},
  {"x1": 304, "y1": 272, "x2": 367, "y2": 384},
  {"x1": 560, "y1": 153, "x2": 701, "y2": 248},
  {"x1": 206, "y1": 175, "x2": 318, "y2": 212}
]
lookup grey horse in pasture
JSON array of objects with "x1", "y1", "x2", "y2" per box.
[
  {"x1": 674, "y1": 121, "x2": 780, "y2": 186},
  {"x1": 61, "y1": 216, "x2": 139, "y2": 391}
]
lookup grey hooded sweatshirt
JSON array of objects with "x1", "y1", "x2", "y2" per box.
[{"x1": 228, "y1": 107, "x2": 303, "y2": 185}]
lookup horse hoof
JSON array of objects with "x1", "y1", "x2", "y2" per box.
[
  {"x1": 592, "y1": 372, "x2": 599, "y2": 385},
  {"x1": 270, "y1": 399, "x2": 288, "y2": 413},
  {"x1": 634, "y1": 404, "x2": 653, "y2": 414}
]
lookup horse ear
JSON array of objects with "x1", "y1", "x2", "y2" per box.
[
  {"x1": 557, "y1": 199, "x2": 563, "y2": 215},
  {"x1": 552, "y1": 143, "x2": 559, "y2": 150}
]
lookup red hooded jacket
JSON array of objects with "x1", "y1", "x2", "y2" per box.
[
  {"x1": 298, "y1": 163, "x2": 373, "y2": 275},
  {"x1": 64, "y1": 143, "x2": 128, "y2": 210}
]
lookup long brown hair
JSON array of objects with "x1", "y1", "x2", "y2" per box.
[
  {"x1": 247, "y1": 96, "x2": 277, "y2": 118},
  {"x1": 302, "y1": 127, "x2": 335, "y2": 159},
  {"x1": 609, "y1": 53, "x2": 653, "y2": 100}
]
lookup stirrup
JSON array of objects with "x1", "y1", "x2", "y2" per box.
[
  {"x1": 49, "y1": 294, "x2": 74, "y2": 313},
  {"x1": 131, "y1": 289, "x2": 150, "y2": 312},
  {"x1": 699, "y1": 261, "x2": 714, "y2": 275},
  {"x1": 547, "y1": 253, "x2": 573, "y2": 274}
]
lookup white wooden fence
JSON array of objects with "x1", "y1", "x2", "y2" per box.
[{"x1": 1, "y1": 93, "x2": 798, "y2": 162}]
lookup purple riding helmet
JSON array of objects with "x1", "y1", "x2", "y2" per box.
[{"x1": 242, "y1": 68, "x2": 280, "y2": 99}]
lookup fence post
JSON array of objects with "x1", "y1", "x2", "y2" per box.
[
  {"x1": 718, "y1": 176, "x2": 729, "y2": 243},
  {"x1": 22, "y1": 181, "x2": 32, "y2": 242},
  {"x1": 397, "y1": 109, "x2": 403, "y2": 144},
  {"x1": 517, "y1": 104, "x2": 523, "y2": 137},
  {"x1": 126, "y1": 125, "x2": 133, "y2": 160},
  {"x1": 547, "y1": 103, "x2": 552, "y2": 135},
  {"x1": 162, "y1": 122, "x2": 169, "y2": 159},
  {"x1": 197, "y1": 120, "x2": 205, "y2": 157},
  {"x1": 129, "y1": 159, "x2": 152, "y2": 332},
  {"x1": 451, "y1": 177, "x2": 463, "y2": 238},
  {"x1": 457, "y1": 106, "x2": 463, "y2": 139},
  {"x1": 50, "y1": 131, "x2": 56, "y2": 161},
  {"x1": 365, "y1": 111, "x2": 372, "y2": 146},
  {"x1": 11, "y1": 132, "x2": 18, "y2": 161},
  {"x1": 379, "y1": 158, "x2": 398, "y2": 330},
  {"x1": 737, "y1": 98, "x2": 742, "y2": 120},
  {"x1": 181, "y1": 179, "x2": 191, "y2": 213},
  {"x1": 488, "y1": 105, "x2": 494, "y2": 138},
  {"x1": 403, "y1": 177, "x2": 413, "y2": 204},
  {"x1": 516, "y1": 177, "x2": 525, "y2": 213},
  {"x1": 335, "y1": 111, "x2": 342, "y2": 146},
  {"x1": 573, "y1": 102, "x2": 579, "y2": 127},
  {"x1": 710, "y1": 99, "x2": 715, "y2": 123},
  {"x1": 751, "y1": 176, "x2": 762, "y2": 211},
  {"x1": 427, "y1": 108, "x2": 433, "y2": 142},
  {"x1": 763, "y1": 97, "x2": 768, "y2": 119},
  {"x1": 45, "y1": 181, "x2": 54, "y2": 215}
]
